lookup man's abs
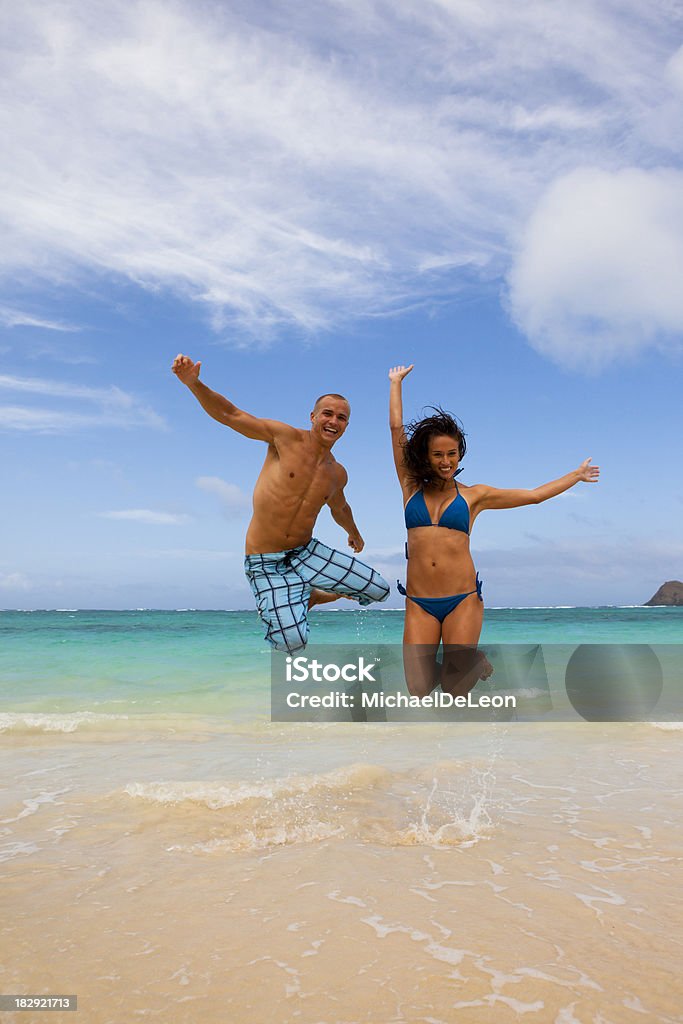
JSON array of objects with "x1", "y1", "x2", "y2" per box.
[{"x1": 245, "y1": 449, "x2": 339, "y2": 554}]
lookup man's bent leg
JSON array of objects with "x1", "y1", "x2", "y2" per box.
[
  {"x1": 244, "y1": 552, "x2": 311, "y2": 654},
  {"x1": 290, "y1": 539, "x2": 390, "y2": 606}
]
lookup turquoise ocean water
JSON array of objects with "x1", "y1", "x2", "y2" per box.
[{"x1": 1, "y1": 606, "x2": 681, "y2": 721}]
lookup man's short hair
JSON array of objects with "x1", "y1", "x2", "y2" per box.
[{"x1": 313, "y1": 393, "x2": 350, "y2": 411}]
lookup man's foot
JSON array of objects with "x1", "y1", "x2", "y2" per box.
[{"x1": 308, "y1": 589, "x2": 352, "y2": 609}]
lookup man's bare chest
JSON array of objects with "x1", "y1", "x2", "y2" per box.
[{"x1": 262, "y1": 447, "x2": 339, "y2": 499}]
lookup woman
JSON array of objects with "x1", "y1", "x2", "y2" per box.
[{"x1": 389, "y1": 364, "x2": 599, "y2": 696}]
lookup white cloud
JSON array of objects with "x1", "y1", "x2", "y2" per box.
[
  {"x1": 0, "y1": 406, "x2": 110, "y2": 432},
  {"x1": 666, "y1": 44, "x2": 683, "y2": 92},
  {"x1": 1, "y1": 373, "x2": 132, "y2": 402},
  {"x1": 24, "y1": 345, "x2": 97, "y2": 366},
  {"x1": 508, "y1": 167, "x2": 683, "y2": 368},
  {"x1": 0, "y1": 572, "x2": 32, "y2": 591},
  {"x1": 0, "y1": 304, "x2": 79, "y2": 331},
  {"x1": 361, "y1": 546, "x2": 406, "y2": 561},
  {"x1": 478, "y1": 536, "x2": 683, "y2": 585},
  {"x1": 196, "y1": 476, "x2": 251, "y2": 518},
  {"x1": 0, "y1": 373, "x2": 166, "y2": 432},
  {"x1": 100, "y1": 509, "x2": 191, "y2": 525},
  {"x1": 1, "y1": 0, "x2": 682, "y2": 361}
]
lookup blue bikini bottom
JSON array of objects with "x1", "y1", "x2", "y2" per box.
[{"x1": 397, "y1": 573, "x2": 483, "y2": 623}]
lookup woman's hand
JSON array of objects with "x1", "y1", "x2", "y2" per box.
[
  {"x1": 577, "y1": 458, "x2": 600, "y2": 483},
  {"x1": 388, "y1": 364, "x2": 414, "y2": 383}
]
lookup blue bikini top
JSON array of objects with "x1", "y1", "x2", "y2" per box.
[{"x1": 404, "y1": 471, "x2": 469, "y2": 535}]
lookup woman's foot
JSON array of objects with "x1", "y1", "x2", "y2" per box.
[
  {"x1": 476, "y1": 652, "x2": 494, "y2": 681},
  {"x1": 440, "y1": 648, "x2": 494, "y2": 696}
]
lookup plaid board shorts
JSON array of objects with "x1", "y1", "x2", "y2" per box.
[{"x1": 244, "y1": 537, "x2": 390, "y2": 654}]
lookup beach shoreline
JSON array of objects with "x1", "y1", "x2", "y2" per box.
[{"x1": 2, "y1": 609, "x2": 682, "y2": 1022}]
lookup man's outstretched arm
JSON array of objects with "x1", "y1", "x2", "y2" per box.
[{"x1": 172, "y1": 354, "x2": 287, "y2": 443}]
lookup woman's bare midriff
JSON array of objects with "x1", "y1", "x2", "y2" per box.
[{"x1": 405, "y1": 527, "x2": 477, "y2": 596}]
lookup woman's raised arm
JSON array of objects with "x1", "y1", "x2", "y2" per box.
[{"x1": 388, "y1": 364, "x2": 414, "y2": 488}]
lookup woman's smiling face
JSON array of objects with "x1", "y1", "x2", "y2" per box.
[{"x1": 427, "y1": 434, "x2": 461, "y2": 481}]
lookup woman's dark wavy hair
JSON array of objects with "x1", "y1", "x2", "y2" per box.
[{"x1": 402, "y1": 407, "x2": 467, "y2": 487}]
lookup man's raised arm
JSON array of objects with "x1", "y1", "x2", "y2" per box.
[{"x1": 172, "y1": 354, "x2": 285, "y2": 443}]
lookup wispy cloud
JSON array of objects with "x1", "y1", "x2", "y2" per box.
[
  {"x1": 478, "y1": 536, "x2": 683, "y2": 586},
  {"x1": 24, "y1": 344, "x2": 97, "y2": 366},
  {"x1": 0, "y1": 373, "x2": 166, "y2": 432},
  {"x1": 0, "y1": 572, "x2": 32, "y2": 591},
  {"x1": 1, "y1": 1, "x2": 682, "y2": 362},
  {"x1": 100, "y1": 510, "x2": 191, "y2": 525},
  {"x1": 0, "y1": 303, "x2": 80, "y2": 332},
  {"x1": 0, "y1": 374, "x2": 131, "y2": 402},
  {"x1": 196, "y1": 476, "x2": 251, "y2": 518}
]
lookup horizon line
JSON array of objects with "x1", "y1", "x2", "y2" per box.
[{"x1": 2, "y1": 605, "x2": 671, "y2": 613}]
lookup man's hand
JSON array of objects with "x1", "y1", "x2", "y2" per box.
[
  {"x1": 388, "y1": 364, "x2": 414, "y2": 383},
  {"x1": 348, "y1": 532, "x2": 364, "y2": 553},
  {"x1": 172, "y1": 353, "x2": 202, "y2": 387},
  {"x1": 577, "y1": 458, "x2": 600, "y2": 483}
]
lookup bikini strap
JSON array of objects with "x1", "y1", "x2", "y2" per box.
[{"x1": 396, "y1": 580, "x2": 407, "y2": 596}]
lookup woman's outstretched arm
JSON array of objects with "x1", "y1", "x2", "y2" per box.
[
  {"x1": 388, "y1": 364, "x2": 414, "y2": 489},
  {"x1": 472, "y1": 458, "x2": 600, "y2": 512}
]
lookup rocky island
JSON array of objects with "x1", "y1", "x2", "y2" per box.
[{"x1": 644, "y1": 581, "x2": 683, "y2": 606}]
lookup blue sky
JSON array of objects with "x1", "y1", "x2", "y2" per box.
[{"x1": 2, "y1": 0, "x2": 682, "y2": 609}]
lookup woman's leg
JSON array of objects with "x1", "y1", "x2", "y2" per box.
[
  {"x1": 440, "y1": 593, "x2": 491, "y2": 697},
  {"x1": 440, "y1": 591, "x2": 484, "y2": 645},
  {"x1": 402, "y1": 600, "x2": 442, "y2": 697}
]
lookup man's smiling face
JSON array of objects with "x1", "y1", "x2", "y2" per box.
[{"x1": 310, "y1": 395, "x2": 351, "y2": 448}]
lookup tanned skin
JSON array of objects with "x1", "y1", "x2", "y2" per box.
[
  {"x1": 172, "y1": 355, "x2": 363, "y2": 607},
  {"x1": 389, "y1": 363, "x2": 600, "y2": 696}
]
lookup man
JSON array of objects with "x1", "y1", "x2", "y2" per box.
[{"x1": 172, "y1": 355, "x2": 390, "y2": 653}]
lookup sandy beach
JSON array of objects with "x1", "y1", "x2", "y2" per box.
[{"x1": 2, "y1": 710, "x2": 682, "y2": 1023}]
